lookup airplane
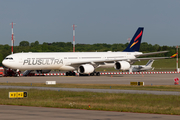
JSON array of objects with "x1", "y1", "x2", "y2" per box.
[
  {"x1": 129, "y1": 59, "x2": 154, "y2": 72},
  {"x1": 2, "y1": 27, "x2": 171, "y2": 76},
  {"x1": 129, "y1": 52, "x2": 178, "y2": 72}
]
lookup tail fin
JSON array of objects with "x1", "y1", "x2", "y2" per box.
[
  {"x1": 145, "y1": 60, "x2": 154, "y2": 67},
  {"x1": 123, "y1": 27, "x2": 144, "y2": 52}
]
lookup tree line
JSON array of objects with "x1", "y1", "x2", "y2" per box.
[{"x1": 0, "y1": 40, "x2": 178, "y2": 65}]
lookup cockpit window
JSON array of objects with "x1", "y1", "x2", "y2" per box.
[{"x1": 5, "y1": 57, "x2": 13, "y2": 60}]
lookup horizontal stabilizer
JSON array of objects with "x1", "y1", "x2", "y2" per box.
[
  {"x1": 135, "y1": 51, "x2": 168, "y2": 57},
  {"x1": 131, "y1": 57, "x2": 170, "y2": 61}
]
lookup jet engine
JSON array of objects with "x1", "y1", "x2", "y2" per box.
[
  {"x1": 36, "y1": 70, "x2": 51, "y2": 73},
  {"x1": 78, "y1": 64, "x2": 94, "y2": 74},
  {"x1": 114, "y1": 61, "x2": 130, "y2": 71}
]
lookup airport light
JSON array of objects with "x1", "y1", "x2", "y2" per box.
[
  {"x1": 10, "y1": 22, "x2": 16, "y2": 54},
  {"x1": 72, "y1": 24, "x2": 77, "y2": 52},
  {"x1": 127, "y1": 38, "x2": 131, "y2": 43},
  {"x1": 176, "y1": 46, "x2": 179, "y2": 72}
]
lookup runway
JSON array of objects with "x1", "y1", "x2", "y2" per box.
[
  {"x1": 1, "y1": 73, "x2": 180, "y2": 119},
  {"x1": 1, "y1": 105, "x2": 180, "y2": 120},
  {"x1": 0, "y1": 73, "x2": 179, "y2": 85}
]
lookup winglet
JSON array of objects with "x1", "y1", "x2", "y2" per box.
[
  {"x1": 171, "y1": 53, "x2": 178, "y2": 58},
  {"x1": 123, "y1": 27, "x2": 144, "y2": 52}
]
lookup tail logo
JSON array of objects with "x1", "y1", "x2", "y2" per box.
[
  {"x1": 130, "y1": 40, "x2": 139, "y2": 48},
  {"x1": 130, "y1": 31, "x2": 143, "y2": 48}
]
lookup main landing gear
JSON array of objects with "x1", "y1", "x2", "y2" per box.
[
  {"x1": 65, "y1": 71, "x2": 100, "y2": 76},
  {"x1": 90, "y1": 72, "x2": 100, "y2": 76},
  {"x1": 66, "y1": 71, "x2": 76, "y2": 76}
]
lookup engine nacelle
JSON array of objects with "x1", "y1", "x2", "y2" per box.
[
  {"x1": 78, "y1": 64, "x2": 94, "y2": 74},
  {"x1": 36, "y1": 70, "x2": 51, "y2": 73},
  {"x1": 114, "y1": 61, "x2": 130, "y2": 71}
]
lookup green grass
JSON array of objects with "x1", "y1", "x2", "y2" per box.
[
  {"x1": 96, "y1": 58, "x2": 178, "y2": 72},
  {"x1": 135, "y1": 59, "x2": 178, "y2": 71},
  {"x1": 1, "y1": 88, "x2": 180, "y2": 115}
]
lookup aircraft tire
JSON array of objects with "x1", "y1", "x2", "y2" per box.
[
  {"x1": 69, "y1": 71, "x2": 72, "y2": 76},
  {"x1": 96, "y1": 72, "x2": 100, "y2": 76},
  {"x1": 14, "y1": 73, "x2": 18, "y2": 77},
  {"x1": 90, "y1": 73, "x2": 94, "y2": 76},
  {"x1": 66, "y1": 72, "x2": 69, "y2": 76},
  {"x1": 72, "y1": 72, "x2": 76, "y2": 76}
]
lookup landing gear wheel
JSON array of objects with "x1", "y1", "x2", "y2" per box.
[
  {"x1": 66, "y1": 72, "x2": 69, "y2": 76},
  {"x1": 66, "y1": 71, "x2": 76, "y2": 76},
  {"x1": 72, "y1": 72, "x2": 76, "y2": 76},
  {"x1": 90, "y1": 73, "x2": 94, "y2": 76},
  {"x1": 96, "y1": 72, "x2": 100, "y2": 76},
  {"x1": 14, "y1": 73, "x2": 18, "y2": 77},
  {"x1": 69, "y1": 71, "x2": 72, "y2": 76}
]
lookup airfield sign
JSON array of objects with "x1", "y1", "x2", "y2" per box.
[{"x1": 9, "y1": 91, "x2": 27, "y2": 98}]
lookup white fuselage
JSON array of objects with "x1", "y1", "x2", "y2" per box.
[{"x1": 2, "y1": 51, "x2": 142, "y2": 71}]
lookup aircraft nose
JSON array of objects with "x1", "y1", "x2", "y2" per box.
[
  {"x1": 2, "y1": 60, "x2": 7, "y2": 66},
  {"x1": 2, "y1": 59, "x2": 10, "y2": 68},
  {"x1": 2, "y1": 58, "x2": 18, "y2": 69}
]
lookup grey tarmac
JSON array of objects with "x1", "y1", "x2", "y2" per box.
[
  {"x1": 0, "y1": 73, "x2": 179, "y2": 85},
  {"x1": 0, "y1": 105, "x2": 180, "y2": 120}
]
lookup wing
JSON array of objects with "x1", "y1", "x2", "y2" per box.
[
  {"x1": 66, "y1": 56, "x2": 171, "y2": 68},
  {"x1": 65, "y1": 51, "x2": 171, "y2": 68}
]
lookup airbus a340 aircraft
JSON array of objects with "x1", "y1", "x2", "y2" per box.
[{"x1": 2, "y1": 27, "x2": 171, "y2": 76}]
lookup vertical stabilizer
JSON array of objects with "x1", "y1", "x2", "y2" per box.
[
  {"x1": 145, "y1": 60, "x2": 154, "y2": 67},
  {"x1": 123, "y1": 27, "x2": 144, "y2": 52}
]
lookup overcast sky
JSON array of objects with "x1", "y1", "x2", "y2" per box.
[{"x1": 0, "y1": 0, "x2": 180, "y2": 46}]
